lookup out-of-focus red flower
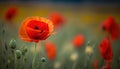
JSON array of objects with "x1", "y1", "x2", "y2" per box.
[
  {"x1": 49, "y1": 12, "x2": 64, "y2": 29},
  {"x1": 18, "y1": 17, "x2": 54, "y2": 43},
  {"x1": 101, "y1": 16, "x2": 119, "y2": 40},
  {"x1": 93, "y1": 59, "x2": 99, "y2": 69},
  {"x1": 99, "y1": 37, "x2": 113, "y2": 63},
  {"x1": 73, "y1": 34, "x2": 85, "y2": 48},
  {"x1": 45, "y1": 42, "x2": 56, "y2": 60},
  {"x1": 5, "y1": 7, "x2": 18, "y2": 22},
  {"x1": 105, "y1": 63, "x2": 111, "y2": 69}
]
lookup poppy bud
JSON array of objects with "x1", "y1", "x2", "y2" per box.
[
  {"x1": 24, "y1": 57, "x2": 27, "y2": 62},
  {"x1": 22, "y1": 46, "x2": 28, "y2": 55},
  {"x1": 9, "y1": 39, "x2": 16, "y2": 49},
  {"x1": 87, "y1": 41, "x2": 90, "y2": 46},
  {"x1": 41, "y1": 57, "x2": 47, "y2": 63},
  {"x1": 23, "y1": 46, "x2": 27, "y2": 53},
  {"x1": 15, "y1": 50, "x2": 22, "y2": 59}
]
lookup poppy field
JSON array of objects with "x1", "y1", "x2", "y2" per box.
[{"x1": 0, "y1": 1, "x2": 120, "y2": 69}]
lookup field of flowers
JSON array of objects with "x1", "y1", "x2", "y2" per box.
[{"x1": 0, "y1": 2, "x2": 120, "y2": 69}]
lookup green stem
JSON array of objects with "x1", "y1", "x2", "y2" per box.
[
  {"x1": 101, "y1": 59, "x2": 105, "y2": 69},
  {"x1": 32, "y1": 43, "x2": 37, "y2": 69},
  {"x1": 42, "y1": 63, "x2": 44, "y2": 69},
  {"x1": 36, "y1": 62, "x2": 40, "y2": 69},
  {"x1": 14, "y1": 50, "x2": 17, "y2": 69},
  {"x1": 23, "y1": 56, "x2": 25, "y2": 69},
  {"x1": 72, "y1": 61, "x2": 77, "y2": 69}
]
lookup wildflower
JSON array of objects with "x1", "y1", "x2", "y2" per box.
[
  {"x1": 49, "y1": 12, "x2": 64, "y2": 29},
  {"x1": 99, "y1": 37, "x2": 113, "y2": 62},
  {"x1": 73, "y1": 34, "x2": 85, "y2": 48},
  {"x1": 101, "y1": 16, "x2": 119, "y2": 40},
  {"x1": 45, "y1": 42, "x2": 56, "y2": 60},
  {"x1": 4, "y1": 6, "x2": 17, "y2": 22},
  {"x1": 18, "y1": 16, "x2": 54, "y2": 43}
]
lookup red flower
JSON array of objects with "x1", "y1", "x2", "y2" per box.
[
  {"x1": 99, "y1": 37, "x2": 113, "y2": 62},
  {"x1": 45, "y1": 42, "x2": 56, "y2": 60},
  {"x1": 73, "y1": 34, "x2": 85, "y2": 47},
  {"x1": 49, "y1": 12, "x2": 64, "y2": 29},
  {"x1": 5, "y1": 7, "x2": 17, "y2": 22},
  {"x1": 18, "y1": 17, "x2": 54, "y2": 43},
  {"x1": 101, "y1": 16, "x2": 119, "y2": 40},
  {"x1": 105, "y1": 63, "x2": 111, "y2": 69},
  {"x1": 93, "y1": 59, "x2": 99, "y2": 69}
]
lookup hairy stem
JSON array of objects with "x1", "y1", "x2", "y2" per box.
[{"x1": 32, "y1": 43, "x2": 37, "y2": 69}]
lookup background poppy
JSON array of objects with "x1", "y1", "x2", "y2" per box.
[
  {"x1": 93, "y1": 59, "x2": 99, "y2": 69},
  {"x1": 101, "y1": 16, "x2": 119, "y2": 40},
  {"x1": 105, "y1": 63, "x2": 111, "y2": 69},
  {"x1": 99, "y1": 37, "x2": 113, "y2": 63},
  {"x1": 49, "y1": 12, "x2": 64, "y2": 29},
  {"x1": 4, "y1": 6, "x2": 18, "y2": 22},
  {"x1": 73, "y1": 34, "x2": 85, "y2": 48},
  {"x1": 45, "y1": 42, "x2": 56, "y2": 60}
]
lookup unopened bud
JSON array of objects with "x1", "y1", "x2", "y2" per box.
[
  {"x1": 41, "y1": 57, "x2": 47, "y2": 63},
  {"x1": 9, "y1": 39, "x2": 16, "y2": 49},
  {"x1": 15, "y1": 50, "x2": 22, "y2": 59}
]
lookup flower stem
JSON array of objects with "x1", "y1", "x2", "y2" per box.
[
  {"x1": 23, "y1": 56, "x2": 25, "y2": 69},
  {"x1": 14, "y1": 50, "x2": 17, "y2": 69},
  {"x1": 100, "y1": 59, "x2": 105, "y2": 69},
  {"x1": 32, "y1": 43, "x2": 37, "y2": 69},
  {"x1": 82, "y1": 55, "x2": 91, "y2": 69},
  {"x1": 72, "y1": 61, "x2": 77, "y2": 69},
  {"x1": 42, "y1": 63, "x2": 44, "y2": 69}
]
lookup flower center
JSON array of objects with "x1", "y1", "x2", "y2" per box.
[
  {"x1": 34, "y1": 26, "x2": 39, "y2": 30},
  {"x1": 34, "y1": 36, "x2": 39, "y2": 39}
]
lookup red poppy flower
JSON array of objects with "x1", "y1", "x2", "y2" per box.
[
  {"x1": 5, "y1": 7, "x2": 17, "y2": 22},
  {"x1": 18, "y1": 17, "x2": 54, "y2": 43},
  {"x1": 45, "y1": 42, "x2": 56, "y2": 60},
  {"x1": 93, "y1": 59, "x2": 99, "y2": 69},
  {"x1": 105, "y1": 63, "x2": 111, "y2": 69},
  {"x1": 101, "y1": 16, "x2": 119, "y2": 40},
  {"x1": 49, "y1": 12, "x2": 64, "y2": 29},
  {"x1": 73, "y1": 34, "x2": 85, "y2": 48},
  {"x1": 99, "y1": 37, "x2": 113, "y2": 62}
]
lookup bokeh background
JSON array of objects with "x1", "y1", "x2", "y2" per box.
[{"x1": 0, "y1": 0, "x2": 120, "y2": 69}]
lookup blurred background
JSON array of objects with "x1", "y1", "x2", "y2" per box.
[{"x1": 0, "y1": 0, "x2": 120, "y2": 69}]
